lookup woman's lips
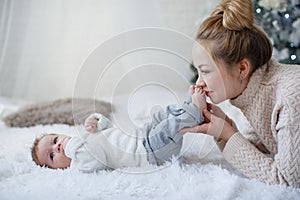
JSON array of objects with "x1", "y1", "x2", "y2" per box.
[{"x1": 205, "y1": 91, "x2": 211, "y2": 97}]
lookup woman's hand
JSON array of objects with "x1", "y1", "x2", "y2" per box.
[
  {"x1": 207, "y1": 103, "x2": 227, "y2": 121},
  {"x1": 180, "y1": 109, "x2": 236, "y2": 142}
]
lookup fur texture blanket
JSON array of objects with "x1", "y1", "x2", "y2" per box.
[{"x1": 2, "y1": 98, "x2": 112, "y2": 127}]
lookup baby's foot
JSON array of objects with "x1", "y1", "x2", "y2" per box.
[
  {"x1": 191, "y1": 88, "x2": 207, "y2": 112},
  {"x1": 189, "y1": 85, "x2": 202, "y2": 95}
]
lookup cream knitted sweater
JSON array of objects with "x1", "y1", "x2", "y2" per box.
[{"x1": 222, "y1": 60, "x2": 300, "y2": 187}]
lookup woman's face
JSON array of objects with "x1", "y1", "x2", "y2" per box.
[{"x1": 192, "y1": 42, "x2": 241, "y2": 104}]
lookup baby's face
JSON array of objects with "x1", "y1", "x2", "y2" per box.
[{"x1": 36, "y1": 134, "x2": 71, "y2": 169}]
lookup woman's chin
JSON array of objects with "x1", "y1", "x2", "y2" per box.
[{"x1": 209, "y1": 97, "x2": 223, "y2": 104}]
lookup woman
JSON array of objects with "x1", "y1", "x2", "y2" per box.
[{"x1": 181, "y1": 0, "x2": 300, "y2": 187}]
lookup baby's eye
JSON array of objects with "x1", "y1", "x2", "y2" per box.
[
  {"x1": 50, "y1": 152, "x2": 54, "y2": 161},
  {"x1": 53, "y1": 137, "x2": 58, "y2": 144}
]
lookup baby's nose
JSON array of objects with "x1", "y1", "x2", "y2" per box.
[{"x1": 54, "y1": 143, "x2": 61, "y2": 153}]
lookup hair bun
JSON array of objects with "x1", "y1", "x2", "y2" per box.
[{"x1": 212, "y1": 0, "x2": 254, "y2": 31}]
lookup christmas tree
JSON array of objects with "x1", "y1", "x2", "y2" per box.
[
  {"x1": 191, "y1": 0, "x2": 300, "y2": 83},
  {"x1": 253, "y1": 0, "x2": 300, "y2": 64}
]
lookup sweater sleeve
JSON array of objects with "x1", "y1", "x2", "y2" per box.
[{"x1": 222, "y1": 129, "x2": 300, "y2": 187}]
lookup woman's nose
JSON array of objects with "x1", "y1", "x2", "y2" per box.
[{"x1": 196, "y1": 75, "x2": 205, "y2": 87}]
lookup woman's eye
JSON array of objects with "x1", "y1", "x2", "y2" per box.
[
  {"x1": 201, "y1": 70, "x2": 209, "y2": 75},
  {"x1": 54, "y1": 137, "x2": 58, "y2": 144},
  {"x1": 50, "y1": 152, "x2": 54, "y2": 161}
]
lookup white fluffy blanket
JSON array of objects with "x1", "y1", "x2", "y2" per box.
[{"x1": 0, "y1": 95, "x2": 299, "y2": 200}]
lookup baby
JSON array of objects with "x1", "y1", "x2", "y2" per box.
[{"x1": 31, "y1": 86, "x2": 206, "y2": 172}]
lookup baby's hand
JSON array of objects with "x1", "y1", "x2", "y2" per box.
[
  {"x1": 84, "y1": 117, "x2": 98, "y2": 133},
  {"x1": 191, "y1": 87, "x2": 207, "y2": 112}
]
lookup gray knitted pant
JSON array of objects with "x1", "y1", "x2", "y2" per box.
[{"x1": 143, "y1": 101, "x2": 204, "y2": 165}]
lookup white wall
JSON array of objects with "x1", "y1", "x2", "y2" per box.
[{"x1": 0, "y1": 0, "x2": 218, "y2": 102}]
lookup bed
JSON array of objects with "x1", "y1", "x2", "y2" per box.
[{"x1": 0, "y1": 93, "x2": 299, "y2": 200}]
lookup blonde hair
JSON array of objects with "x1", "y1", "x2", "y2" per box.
[{"x1": 196, "y1": 0, "x2": 272, "y2": 71}]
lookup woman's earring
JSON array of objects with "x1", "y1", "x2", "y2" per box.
[{"x1": 240, "y1": 74, "x2": 243, "y2": 85}]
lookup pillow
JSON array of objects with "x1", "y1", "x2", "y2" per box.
[{"x1": 2, "y1": 98, "x2": 112, "y2": 127}]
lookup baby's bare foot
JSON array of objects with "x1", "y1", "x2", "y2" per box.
[
  {"x1": 191, "y1": 88, "x2": 207, "y2": 112},
  {"x1": 189, "y1": 85, "x2": 203, "y2": 95}
]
